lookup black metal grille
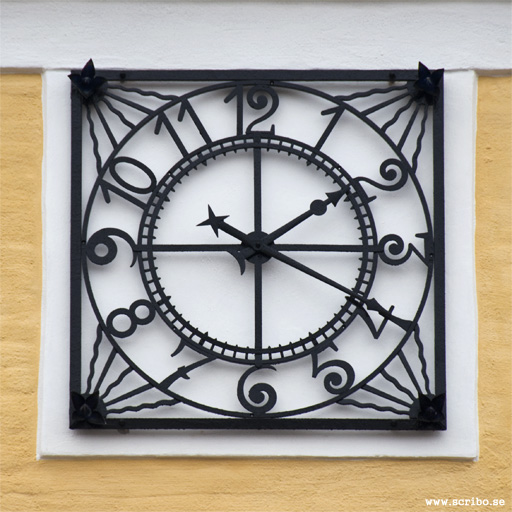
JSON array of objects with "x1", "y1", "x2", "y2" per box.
[{"x1": 69, "y1": 61, "x2": 445, "y2": 430}]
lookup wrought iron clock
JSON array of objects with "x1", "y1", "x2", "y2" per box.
[{"x1": 69, "y1": 61, "x2": 446, "y2": 430}]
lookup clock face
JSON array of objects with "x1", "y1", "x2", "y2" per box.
[
  {"x1": 71, "y1": 64, "x2": 446, "y2": 430},
  {"x1": 138, "y1": 135, "x2": 377, "y2": 365}
]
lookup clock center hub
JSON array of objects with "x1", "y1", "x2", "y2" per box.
[{"x1": 245, "y1": 231, "x2": 272, "y2": 264}]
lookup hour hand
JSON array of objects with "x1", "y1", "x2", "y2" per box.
[
  {"x1": 197, "y1": 205, "x2": 251, "y2": 244},
  {"x1": 197, "y1": 205, "x2": 230, "y2": 237},
  {"x1": 264, "y1": 186, "x2": 348, "y2": 244},
  {"x1": 198, "y1": 206, "x2": 254, "y2": 272}
]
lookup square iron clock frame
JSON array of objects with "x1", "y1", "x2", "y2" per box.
[{"x1": 69, "y1": 61, "x2": 446, "y2": 431}]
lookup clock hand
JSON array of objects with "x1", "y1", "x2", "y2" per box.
[
  {"x1": 197, "y1": 205, "x2": 253, "y2": 245},
  {"x1": 197, "y1": 208, "x2": 410, "y2": 331},
  {"x1": 257, "y1": 244, "x2": 412, "y2": 332},
  {"x1": 263, "y1": 186, "x2": 348, "y2": 245},
  {"x1": 202, "y1": 188, "x2": 348, "y2": 272},
  {"x1": 197, "y1": 206, "x2": 260, "y2": 274},
  {"x1": 257, "y1": 243, "x2": 355, "y2": 296},
  {"x1": 200, "y1": 206, "x2": 311, "y2": 275},
  {"x1": 197, "y1": 216, "x2": 354, "y2": 301},
  {"x1": 197, "y1": 207, "x2": 265, "y2": 359},
  {"x1": 197, "y1": 205, "x2": 373, "y2": 277},
  {"x1": 197, "y1": 185, "x2": 348, "y2": 269},
  {"x1": 354, "y1": 297, "x2": 412, "y2": 332}
]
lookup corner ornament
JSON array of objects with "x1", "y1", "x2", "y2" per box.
[
  {"x1": 409, "y1": 62, "x2": 444, "y2": 105},
  {"x1": 70, "y1": 391, "x2": 107, "y2": 428},
  {"x1": 411, "y1": 393, "x2": 446, "y2": 429},
  {"x1": 68, "y1": 58, "x2": 107, "y2": 100}
]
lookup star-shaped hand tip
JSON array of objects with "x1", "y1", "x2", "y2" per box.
[{"x1": 197, "y1": 205, "x2": 229, "y2": 237}]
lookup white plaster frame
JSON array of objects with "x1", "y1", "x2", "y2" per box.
[
  {"x1": 1, "y1": 2, "x2": 511, "y2": 72},
  {"x1": 9, "y1": 0, "x2": 504, "y2": 459},
  {"x1": 38, "y1": 70, "x2": 478, "y2": 458}
]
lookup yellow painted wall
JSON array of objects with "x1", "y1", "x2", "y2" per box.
[{"x1": 0, "y1": 74, "x2": 510, "y2": 512}]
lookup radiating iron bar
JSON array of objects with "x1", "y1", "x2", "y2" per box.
[
  {"x1": 93, "y1": 102, "x2": 117, "y2": 147},
  {"x1": 85, "y1": 104, "x2": 111, "y2": 204},
  {"x1": 381, "y1": 369, "x2": 417, "y2": 402},
  {"x1": 108, "y1": 84, "x2": 179, "y2": 101},
  {"x1": 412, "y1": 104, "x2": 429, "y2": 172},
  {"x1": 413, "y1": 327, "x2": 432, "y2": 396},
  {"x1": 398, "y1": 350, "x2": 423, "y2": 395},
  {"x1": 104, "y1": 91, "x2": 153, "y2": 114},
  {"x1": 101, "y1": 97, "x2": 135, "y2": 129},
  {"x1": 339, "y1": 399, "x2": 410, "y2": 416},
  {"x1": 361, "y1": 92, "x2": 410, "y2": 116},
  {"x1": 108, "y1": 399, "x2": 179, "y2": 415},
  {"x1": 85, "y1": 104, "x2": 102, "y2": 175},
  {"x1": 381, "y1": 96, "x2": 414, "y2": 132},
  {"x1": 104, "y1": 382, "x2": 153, "y2": 406},
  {"x1": 398, "y1": 102, "x2": 422, "y2": 151},
  {"x1": 101, "y1": 367, "x2": 133, "y2": 400},
  {"x1": 362, "y1": 384, "x2": 413, "y2": 408},
  {"x1": 335, "y1": 84, "x2": 408, "y2": 101},
  {"x1": 85, "y1": 325, "x2": 103, "y2": 394},
  {"x1": 94, "y1": 348, "x2": 117, "y2": 394}
]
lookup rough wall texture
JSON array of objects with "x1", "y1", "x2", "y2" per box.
[{"x1": 0, "y1": 74, "x2": 510, "y2": 512}]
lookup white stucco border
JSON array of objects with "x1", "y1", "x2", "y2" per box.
[
  {"x1": 1, "y1": 1, "x2": 511, "y2": 72},
  {"x1": 38, "y1": 70, "x2": 478, "y2": 458}
]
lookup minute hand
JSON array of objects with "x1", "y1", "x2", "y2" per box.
[
  {"x1": 263, "y1": 187, "x2": 347, "y2": 244},
  {"x1": 260, "y1": 244, "x2": 413, "y2": 332},
  {"x1": 258, "y1": 243, "x2": 356, "y2": 298}
]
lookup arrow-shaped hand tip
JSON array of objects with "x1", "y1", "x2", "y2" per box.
[{"x1": 326, "y1": 186, "x2": 347, "y2": 206}]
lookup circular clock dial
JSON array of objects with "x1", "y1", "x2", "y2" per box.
[{"x1": 138, "y1": 134, "x2": 378, "y2": 364}]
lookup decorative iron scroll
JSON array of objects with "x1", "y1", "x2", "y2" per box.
[{"x1": 69, "y1": 61, "x2": 445, "y2": 430}]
